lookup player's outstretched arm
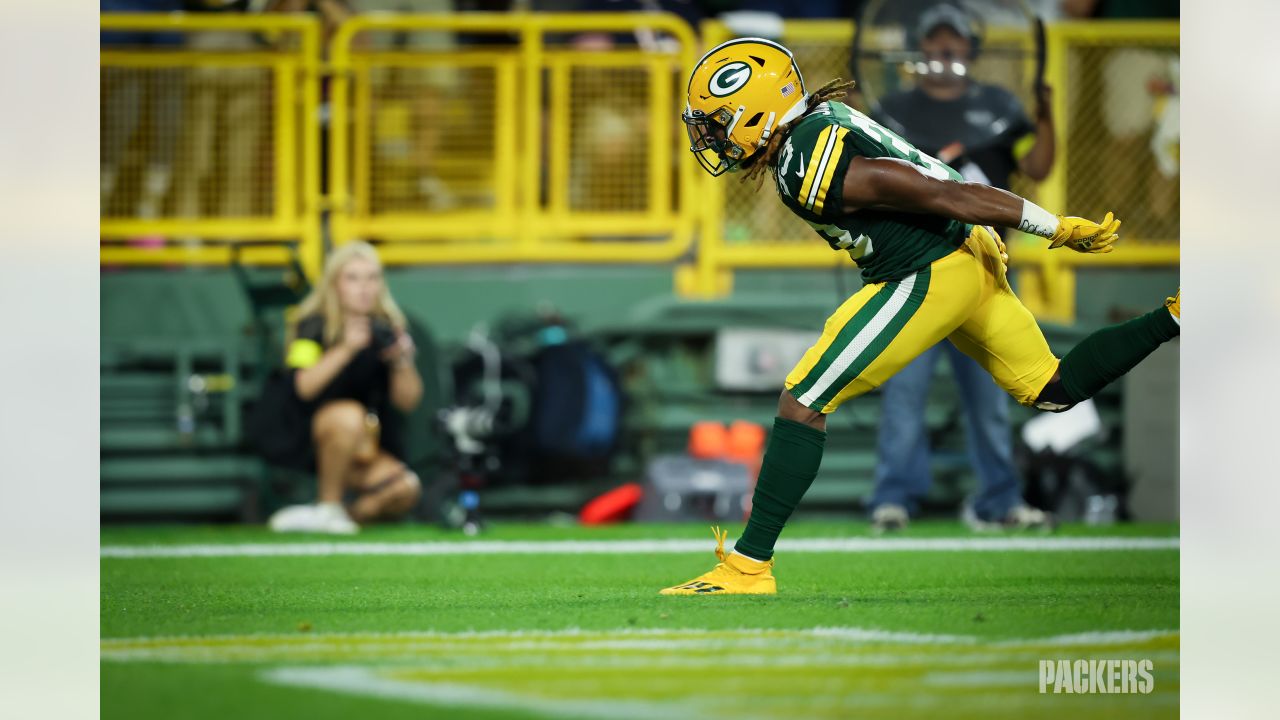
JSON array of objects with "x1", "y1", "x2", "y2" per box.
[{"x1": 839, "y1": 156, "x2": 1119, "y2": 253}]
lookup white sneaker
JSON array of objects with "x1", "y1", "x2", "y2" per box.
[
  {"x1": 871, "y1": 504, "x2": 909, "y2": 534},
  {"x1": 1005, "y1": 504, "x2": 1055, "y2": 532},
  {"x1": 267, "y1": 504, "x2": 314, "y2": 532},
  {"x1": 268, "y1": 503, "x2": 359, "y2": 535},
  {"x1": 964, "y1": 503, "x2": 1055, "y2": 533},
  {"x1": 315, "y1": 503, "x2": 359, "y2": 534}
]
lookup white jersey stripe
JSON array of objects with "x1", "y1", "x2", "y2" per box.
[{"x1": 804, "y1": 124, "x2": 840, "y2": 210}]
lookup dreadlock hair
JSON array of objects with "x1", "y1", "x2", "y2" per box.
[{"x1": 739, "y1": 78, "x2": 858, "y2": 185}]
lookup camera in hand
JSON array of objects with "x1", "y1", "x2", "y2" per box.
[{"x1": 371, "y1": 319, "x2": 399, "y2": 353}]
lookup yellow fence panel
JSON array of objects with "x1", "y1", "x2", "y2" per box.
[
  {"x1": 998, "y1": 21, "x2": 1179, "y2": 320},
  {"x1": 1040, "y1": 21, "x2": 1179, "y2": 248},
  {"x1": 99, "y1": 12, "x2": 1176, "y2": 309},
  {"x1": 100, "y1": 13, "x2": 322, "y2": 278},
  {"x1": 329, "y1": 13, "x2": 698, "y2": 264}
]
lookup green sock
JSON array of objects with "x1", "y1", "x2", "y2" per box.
[
  {"x1": 1058, "y1": 303, "x2": 1180, "y2": 403},
  {"x1": 735, "y1": 417, "x2": 827, "y2": 561}
]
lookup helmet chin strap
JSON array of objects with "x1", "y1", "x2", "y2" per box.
[
  {"x1": 758, "y1": 111, "x2": 777, "y2": 144},
  {"x1": 724, "y1": 105, "x2": 748, "y2": 139}
]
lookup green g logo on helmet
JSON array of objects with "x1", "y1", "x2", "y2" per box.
[{"x1": 709, "y1": 61, "x2": 752, "y2": 97}]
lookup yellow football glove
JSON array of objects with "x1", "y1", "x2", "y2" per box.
[{"x1": 1048, "y1": 212, "x2": 1121, "y2": 254}]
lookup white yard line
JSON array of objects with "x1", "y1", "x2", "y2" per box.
[
  {"x1": 992, "y1": 629, "x2": 1180, "y2": 647},
  {"x1": 100, "y1": 535, "x2": 1179, "y2": 559},
  {"x1": 101, "y1": 626, "x2": 1179, "y2": 654},
  {"x1": 263, "y1": 666, "x2": 681, "y2": 720}
]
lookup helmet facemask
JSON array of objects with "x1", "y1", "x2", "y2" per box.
[{"x1": 682, "y1": 106, "x2": 749, "y2": 177}]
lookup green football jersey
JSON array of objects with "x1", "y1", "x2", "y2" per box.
[{"x1": 771, "y1": 100, "x2": 972, "y2": 284}]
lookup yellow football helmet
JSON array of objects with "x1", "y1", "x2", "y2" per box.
[{"x1": 683, "y1": 37, "x2": 809, "y2": 176}]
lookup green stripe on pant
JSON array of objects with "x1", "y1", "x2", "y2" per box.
[
  {"x1": 788, "y1": 279, "x2": 901, "y2": 401},
  {"x1": 791, "y1": 266, "x2": 931, "y2": 410},
  {"x1": 810, "y1": 266, "x2": 932, "y2": 409}
]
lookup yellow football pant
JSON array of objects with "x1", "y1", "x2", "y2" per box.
[{"x1": 785, "y1": 227, "x2": 1060, "y2": 413}]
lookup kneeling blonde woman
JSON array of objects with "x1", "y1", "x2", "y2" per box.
[{"x1": 266, "y1": 242, "x2": 423, "y2": 534}]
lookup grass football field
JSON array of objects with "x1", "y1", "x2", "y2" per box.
[{"x1": 101, "y1": 521, "x2": 1179, "y2": 719}]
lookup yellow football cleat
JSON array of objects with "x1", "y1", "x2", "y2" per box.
[
  {"x1": 659, "y1": 527, "x2": 777, "y2": 595},
  {"x1": 1166, "y1": 289, "x2": 1180, "y2": 325}
]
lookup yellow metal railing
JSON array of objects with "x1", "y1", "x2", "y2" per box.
[
  {"x1": 100, "y1": 13, "x2": 323, "y2": 278},
  {"x1": 1016, "y1": 21, "x2": 1180, "y2": 319},
  {"x1": 100, "y1": 13, "x2": 1176, "y2": 318},
  {"x1": 688, "y1": 19, "x2": 1180, "y2": 319},
  {"x1": 328, "y1": 13, "x2": 698, "y2": 264}
]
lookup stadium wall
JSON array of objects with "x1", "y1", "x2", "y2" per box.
[{"x1": 101, "y1": 266, "x2": 1176, "y2": 521}]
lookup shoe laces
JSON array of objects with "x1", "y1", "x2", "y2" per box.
[{"x1": 710, "y1": 525, "x2": 728, "y2": 563}]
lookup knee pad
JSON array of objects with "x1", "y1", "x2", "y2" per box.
[{"x1": 1034, "y1": 378, "x2": 1077, "y2": 413}]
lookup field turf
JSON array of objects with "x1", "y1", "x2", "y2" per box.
[{"x1": 101, "y1": 521, "x2": 1179, "y2": 719}]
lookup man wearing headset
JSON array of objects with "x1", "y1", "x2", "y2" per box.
[{"x1": 867, "y1": 4, "x2": 1058, "y2": 532}]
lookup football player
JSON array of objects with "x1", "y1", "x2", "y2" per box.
[{"x1": 662, "y1": 38, "x2": 1179, "y2": 595}]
